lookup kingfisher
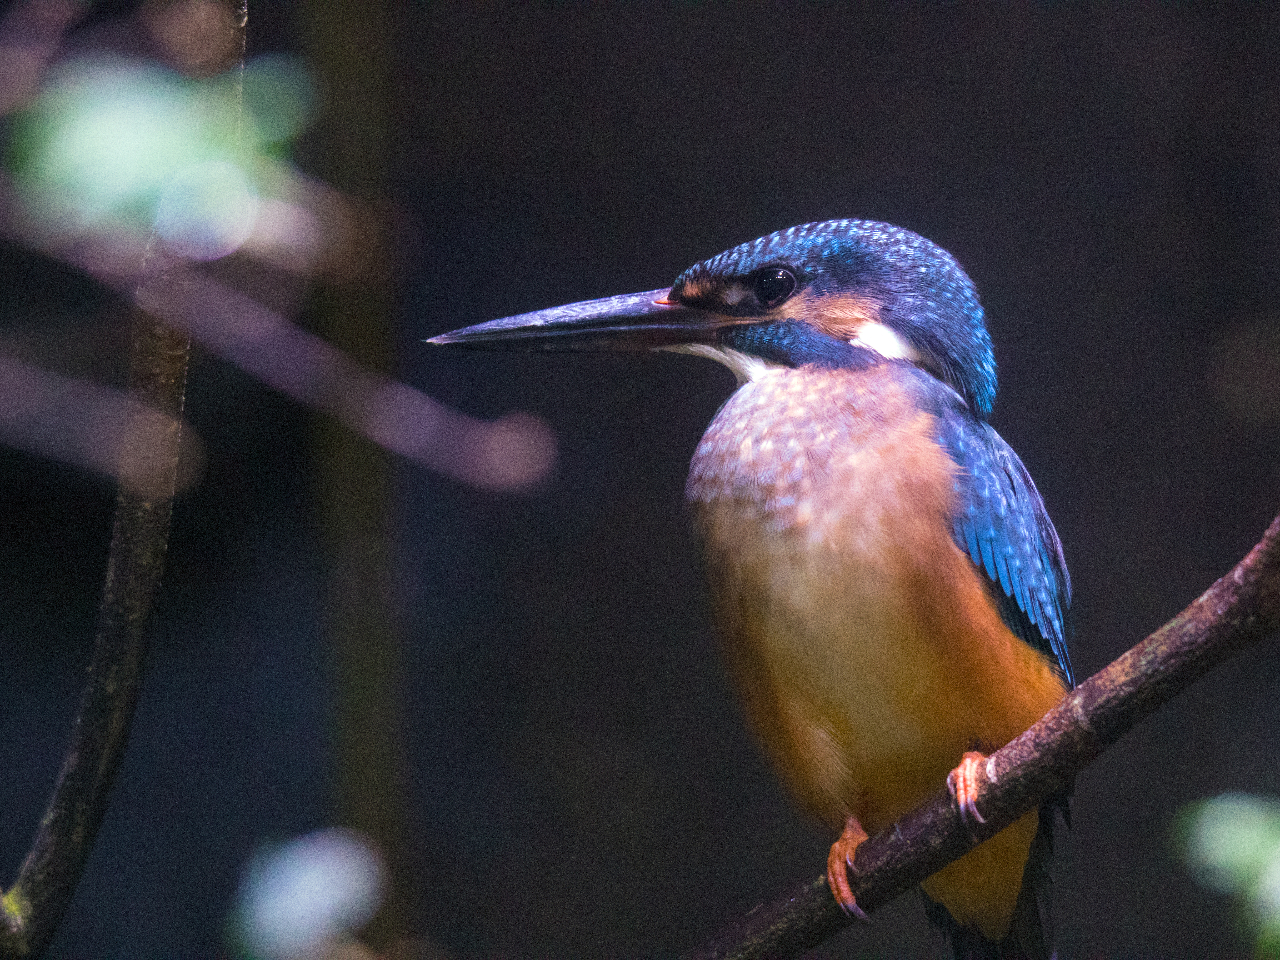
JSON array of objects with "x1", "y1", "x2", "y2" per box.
[{"x1": 430, "y1": 220, "x2": 1072, "y2": 959}]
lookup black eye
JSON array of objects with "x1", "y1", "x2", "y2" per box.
[{"x1": 752, "y1": 267, "x2": 797, "y2": 308}]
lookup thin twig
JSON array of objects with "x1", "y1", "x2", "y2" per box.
[
  {"x1": 686, "y1": 511, "x2": 1280, "y2": 960},
  {"x1": 0, "y1": 310, "x2": 191, "y2": 959}
]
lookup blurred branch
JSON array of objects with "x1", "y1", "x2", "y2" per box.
[
  {"x1": 0, "y1": 350, "x2": 203, "y2": 496},
  {"x1": 300, "y1": 0, "x2": 416, "y2": 950},
  {"x1": 0, "y1": 3, "x2": 246, "y2": 955},
  {"x1": 132, "y1": 265, "x2": 554, "y2": 492},
  {"x1": 0, "y1": 232, "x2": 555, "y2": 493},
  {"x1": 687, "y1": 511, "x2": 1280, "y2": 960},
  {"x1": 0, "y1": 298, "x2": 191, "y2": 960}
]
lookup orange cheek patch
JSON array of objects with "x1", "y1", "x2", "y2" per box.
[{"x1": 791, "y1": 292, "x2": 884, "y2": 342}]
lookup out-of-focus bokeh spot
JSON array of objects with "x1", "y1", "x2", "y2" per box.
[
  {"x1": 131, "y1": 268, "x2": 557, "y2": 491},
  {"x1": 231, "y1": 827, "x2": 384, "y2": 960},
  {"x1": 240, "y1": 53, "x2": 315, "y2": 146},
  {"x1": 1180, "y1": 793, "x2": 1280, "y2": 954},
  {"x1": 6, "y1": 50, "x2": 313, "y2": 262},
  {"x1": 360, "y1": 383, "x2": 558, "y2": 492},
  {"x1": 0, "y1": 0, "x2": 81, "y2": 115},
  {"x1": 143, "y1": 0, "x2": 242, "y2": 77},
  {"x1": 155, "y1": 159, "x2": 258, "y2": 259},
  {"x1": 1182, "y1": 793, "x2": 1280, "y2": 893},
  {"x1": 470, "y1": 410, "x2": 559, "y2": 493}
]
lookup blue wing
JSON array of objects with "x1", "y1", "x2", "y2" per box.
[{"x1": 936, "y1": 405, "x2": 1073, "y2": 687}]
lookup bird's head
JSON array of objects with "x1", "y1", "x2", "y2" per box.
[{"x1": 431, "y1": 220, "x2": 997, "y2": 418}]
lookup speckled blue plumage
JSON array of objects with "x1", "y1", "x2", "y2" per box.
[
  {"x1": 674, "y1": 220, "x2": 998, "y2": 419},
  {"x1": 721, "y1": 320, "x2": 880, "y2": 371}
]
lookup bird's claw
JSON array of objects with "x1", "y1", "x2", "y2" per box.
[
  {"x1": 947, "y1": 750, "x2": 989, "y2": 839},
  {"x1": 826, "y1": 816, "x2": 871, "y2": 920}
]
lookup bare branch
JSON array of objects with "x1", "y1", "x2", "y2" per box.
[
  {"x1": 687, "y1": 511, "x2": 1280, "y2": 960},
  {"x1": 0, "y1": 309, "x2": 191, "y2": 959}
]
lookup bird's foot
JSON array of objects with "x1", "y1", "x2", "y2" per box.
[
  {"x1": 826, "y1": 816, "x2": 870, "y2": 920},
  {"x1": 947, "y1": 750, "x2": 989, "y2": 839}
]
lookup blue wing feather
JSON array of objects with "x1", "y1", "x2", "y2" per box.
[
  {"x1": 979, "y1": 535, "x2": 998, "y2": 583},
  {"x1": 994, "y1": 545, "x2": 1014, "y2": 598},
  {"x1": 962, "y1": 520, "x2": 981, "y2": 565},
  {"x1": 935, "y1": 397, "x2": 1073, "y2": 687}
]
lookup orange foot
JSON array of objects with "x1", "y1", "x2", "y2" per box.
[
  {"x1": 947, "y1": 750, "x2": 989, "y2": 838},
  {"x1": 826, "y1": 816, "x2": 870, "y2": 920}
]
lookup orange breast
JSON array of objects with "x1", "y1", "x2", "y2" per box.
[{"x1": 689, "y1": 364, "x2": 1066, "y2": 941}]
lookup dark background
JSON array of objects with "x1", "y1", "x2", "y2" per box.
[{"x1": 3, "y1": 2, "x2": 1280, "y2": 957}]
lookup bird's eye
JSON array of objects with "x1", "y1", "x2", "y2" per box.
[{"x1": 752, "y1": 267, "x2": 797, "y2": 309}]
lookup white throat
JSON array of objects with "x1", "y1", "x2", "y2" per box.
[
  {"x1": 663, "y1": 320, "x2": 919, "y2": 385},
  {"x1": 664, "y1": 344, "x2": 783, "y2": 384}
]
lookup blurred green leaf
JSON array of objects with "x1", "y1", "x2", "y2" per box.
[{"x1": 5, "y1": 52, "x2": 313, "y2": 259}]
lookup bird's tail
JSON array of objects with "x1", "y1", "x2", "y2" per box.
[{"x1": 924, "y1": 801, "x2": 1060, "y2": 960}]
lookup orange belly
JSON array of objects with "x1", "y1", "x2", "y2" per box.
[{"x1": 691, "y1": 365, "x2": 1066, "y2": 940}]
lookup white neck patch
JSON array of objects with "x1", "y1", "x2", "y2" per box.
[
  {"x1": 849, "y1": 320, "x2": 918, "y2": 362},
  {"x1": 663, "y1": 344, "x2": 784, "y2": 384}
]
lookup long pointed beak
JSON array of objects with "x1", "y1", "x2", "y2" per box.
[{"x1": 427, "y1": 288, "x2": 724, "y2": 351}]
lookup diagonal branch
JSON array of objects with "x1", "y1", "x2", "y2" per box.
[{"x1": 686, "y1": 511, "x2": 1280, "y2": 960}]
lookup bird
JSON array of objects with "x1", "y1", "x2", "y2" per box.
[{"x1": 430, "y1": 219, "x2": 1072, "y2": 959}]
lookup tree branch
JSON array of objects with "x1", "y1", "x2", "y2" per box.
[
  {"x1": 686, "y1": 511, "x2": 1280, "y2": 960},
  {"x1": 0, "y1": 311, "x2": 190, "y2": 959}
]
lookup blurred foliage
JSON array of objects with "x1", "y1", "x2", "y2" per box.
[
  {"x1": 6, "y1": 52, "x2": 312, "y2": 259},
  {"x1": 1181, "y1": 793, "x2": 1280, "y2": 957}
]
